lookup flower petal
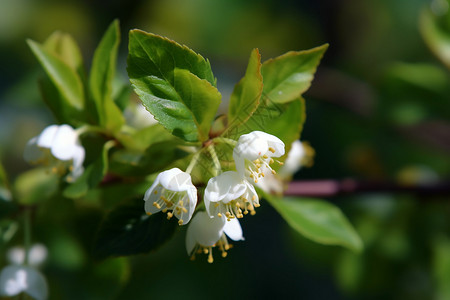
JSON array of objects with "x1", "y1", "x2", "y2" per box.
[
  {"x1": 223, "y1": 218, "x2": 244, "y2": 241},
  {"x1": 0, "y1": 265, "x2": 48, "y2": 300},
  {"x1": 50, "y1": 125, "x2": 79, "y2": 160},
  {"x1": 186, "y1": 212, "x2": 225, "y2": 248},
  {"x1": 36, "y1": 125, "x2": 59, "y2": 149}
]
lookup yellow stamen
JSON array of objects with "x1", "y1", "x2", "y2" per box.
[
  {"x1": 269, "y1": 147, "x2": 276, "y2": 153},
  {"x1": 178, "y1": 219, "x2": 184, "y2": 225}
]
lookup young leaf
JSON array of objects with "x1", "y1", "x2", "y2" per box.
[
  {"x1": 27, "y1": 39, "x2": 85, "y2": 111},
  {"x1": 94, "y1": 198, "x2": 178, "y2": 260},
  {"x1": 127, "y1": 30, "x2": 221, "y2": 142},
  {"x1": 227, "y1": 48, "x2": 263, "y2": 129},
  {"x1": 261, "y1": 44, "x2": 328, "y2": 103},
  {"x1": 89, "y1": 20, "x2": 124, "y2": 132},
  {"x1": 420, "y1": 8, "x2": 450, "y2": 69},
  {"x1": 266, "y1": 195, "x2": 363, "y2": 253},
  {"x1": 43, "y1": 31, "x2": 85, "y2": 80}
]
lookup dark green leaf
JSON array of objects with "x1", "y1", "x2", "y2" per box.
[
  {"x1": 28, "y1": 39, "x2": 85, "y2": 110},
  {"x1": 227, "y1": 48, "x2": 263, "y2": 129},
  {"x1": 109, "y1": 140, "x2": 188, "y2": 177},
  {"x1": 127, "y1": 30, "x2": 220, "y2": 142},
  {"x1": 94, "y1": 198, "x2": 178, "y2": 259},
  {"x1": 261, "y1": 44, "x2": 328, "y2": 103},
  {"x1": 89, "y1": 20, "x2": 124, "y2": 132},
  {"x1": 266, "y1": 195, "x2": 363, "y2": 253}
]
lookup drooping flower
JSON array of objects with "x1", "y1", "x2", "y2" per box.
[
  {"x1": 233, "y1": 131, "x2": 285, "y2": 183},
  {"x1": 144, "y1": 168, "x2": 197, "y2": 225},
  {"x1": 278, "y1": 140, "x2": 314, "y2": 177},
  {"x1": 204, "y1": 171, "x2": 259, "y2": 219},
  {"x1": 23, "y1": 124, "x2": 85, "y2": 182},
  {"x1": 0, "y1": 265, "x2": 48, "y2": 300},
  {"x1": 185, "y1": 211, "x2": 244, "y2": 263}
]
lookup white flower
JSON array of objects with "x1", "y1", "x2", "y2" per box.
[
  {"x1": 144, "y1": 168, "x2": 197, "y2": 225},
  {"x1": 0, "y1": 265, "x2": 48, "y2": 300},
  {"x1": 7, "y1": 244, "x2": 48, "y2": 267},
  {"x1": 233, "y1": 131, "x2": 285, "y2": 183},
  {"x1": 204, "y1": 171, "x2": 259, "y2": 219},
  {"x1": 23, "y1": 124, "x2": 85, "y2": 182},
  {"x1": 278, "y1": 140, "x2": 314, "y2": 177},
  {"x1": 185, "y1": 211, "x2": 244, "y2": 263}
]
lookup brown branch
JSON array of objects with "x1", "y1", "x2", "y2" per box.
[{"x1": 285, "y1": 179, "x2": 450, "y2": 198}]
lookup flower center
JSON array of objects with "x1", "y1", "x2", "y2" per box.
[
  {"x1": 216, "y1": 195, "x2": 260, "y2": 220},
  {"x1": 148, "y1": 188, "x2": 189, "y2": 225},
  {"x1": 246, "y1": 149, "x2": 284, "y2": 183}
]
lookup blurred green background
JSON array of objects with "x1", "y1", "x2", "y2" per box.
[{"x1": 1, "y1": 0, "x2": 450, "y2": 299}]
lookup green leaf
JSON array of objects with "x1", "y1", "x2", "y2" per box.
[
  {"x1": 420, "y1": 8, "x2": 450, "y2": 69},
  {"x1": 127, "y1": 30, "x2": 221, "y2": 142},
  {"x1": 266, "y1": 195, "x2": 363, "y2": 253},
  {"x1": 63, "y1": 140, "x2": 114, "y2": 199},
  {"x1": 227, "y1": 48, "x2": 263, "y2": 128},
  {"x1": 261, "y1": 44, "x2": 328, "y2": 103},
  {"x1": 109, "y1": 140, "x2": 189, "y2": 177},
  {"x1": 433, "y1": 235, "x2": 450, "y2": 299},
  {"x1": 43, "y1": 31, "x2": 85, "y2": 79},
  {"x1": 116, "y1": 123, "x2": 175, "y2": 151},
  {"x1": 28, "y1": 39, "x2": 85, "y2": 111},
  {"x1": 94, "y1": 198, "x2": 178, "y2": 260},
  {"x1": 14, "y1": 168, "x2": 59, "y2": 205},
  {"x1": 89, "y1": 20, "x2": 125, "y2": 132}
]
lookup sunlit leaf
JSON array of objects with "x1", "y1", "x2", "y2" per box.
[
  {"x1": 266, "y1": 195, "x2": 363, "y2": 253},
  {"x1": 127, "y1": 30, "x2": 220, "y2": 142},
  {"x1": 227, "y1": 48, "x2": 263, "y2": 130},
  {"x1": 14, "y1": 168, "x2": 59, "y2": 205},
  {"x1": 89, "y1": 20, "x2": 125, "y2": 132},
  {"x1": 28, "y1": 39, "x2": 85, "y2": 111},
  {"x1": 261, "y1": 44, "x2": 328, "y2": 103}
]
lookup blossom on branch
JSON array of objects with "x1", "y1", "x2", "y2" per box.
[
  {"x1": 204, "y1": 171, "x2": 259, "y2": 219},
  {"x1": 185, "y1": 211, "x2": 244, "y2": 263},
  {"x1": 144, "y1": 168, "x2": 197, "y2": 225},
  {"x1": 233, "y1": 131, "x2": 285, "y2": 183},
  {"x1": 23, "y1": 124, "x2": 85, "y2": 182}
]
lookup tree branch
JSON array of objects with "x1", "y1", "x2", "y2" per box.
[{"x1": 285, "y1": 179, "x2": 450, "y2": 197}]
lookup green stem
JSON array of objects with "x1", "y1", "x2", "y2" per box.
[
  {"x1": 212, "y1": 137, "x2": 237, "y2": 147},
  {"x1": 23, "y1": 207, "x2": 31, "y2": 266},
  {"x1": 206, "y1": 145, "x2": 221, "y2": 176},
  {"x1": 185, "y1": 149, "x2": 203, "y2": 174},
  {"x1": 75, "y1": 124, "x2": 105, "y2": 136}
]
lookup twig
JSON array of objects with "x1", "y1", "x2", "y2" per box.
[{"x1": 285, "y1": 179, "x2": 450, "y2": 197}]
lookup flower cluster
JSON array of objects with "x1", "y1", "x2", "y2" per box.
[{"x1": 143, "y1": 131, "x2": 285, "y2": 262}]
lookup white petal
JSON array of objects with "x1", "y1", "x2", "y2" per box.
[
  {"x1": 0, "y1": 265, "x2": 48, "y2": 300},
  {"x1": 159, "y1": 168, "x2": 193, "y2": 192},
  {"x1": 36, "y1": 125, "x2": 59, "y2": 149},
  {"x1": 223, "y1": 218, "x2": 244, "y2": 241},
  {"x1": 50, "y1": 125, "x2": 79, "y2": 160},
  {"x1": 184, "y1": 186, "x2": 198, "y2": 224},
  {"x1": 279, "y1": 140, "x2": 304, "y2": 176},
  {"x1": 186, "y1": 212, "x2": 225, "y2": 249},
  {"x1": 24, "y1": 137, "x2": 44, "y2": 163},
  {"x1": 69, "y1": 145, "x2": 85, "y2": 180},
  {"x1": 6, "y1": 247, "x2": 25, "y2": 265},
  {"x1": 204, "y1": 172, "x2": 246, "y2": 204},
  {"x1": 254, "y1": 131, "x2": 285, "y2": 157},
  {"x1": 234, "y1": 133, "x2": 268, "y2": 161}
]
